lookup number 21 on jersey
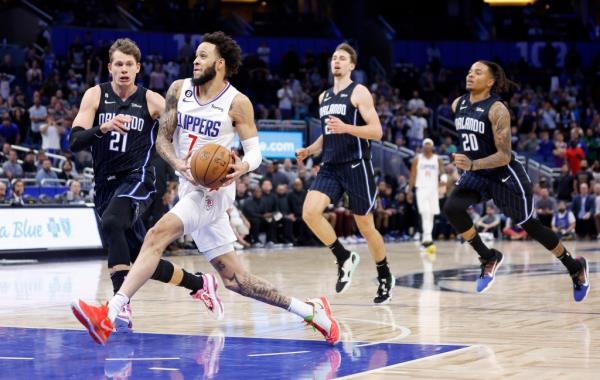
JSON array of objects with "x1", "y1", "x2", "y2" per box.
[{"x1": 109, "y1": 131, "x2": 128, "y2": 152}]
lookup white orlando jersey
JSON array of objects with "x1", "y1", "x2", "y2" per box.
[
  {"x1": 174, "y1": 79, "x2": 238, "y2": 189},
  {"x1": 415, "y1": 153, "x2": 439, "y2": 190}
]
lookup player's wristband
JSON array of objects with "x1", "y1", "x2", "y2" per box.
[{"x1": 469, "y1": 161, "x2": 474, "y2": 171}]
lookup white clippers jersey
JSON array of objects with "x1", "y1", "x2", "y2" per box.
[
  {"x1": 415, "y1": 153, "x2": 439, "y2": 190},
  {"x1": 174, "y1": 79, "x2": 238, "y2": 189}
]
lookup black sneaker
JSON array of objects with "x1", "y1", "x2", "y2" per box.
[
  {"x1": 373, "y1": 275, "x2": 396, "y2": 305},
  {"x1": 335, "y1": 251, "x2": 360, "y2": 293}
]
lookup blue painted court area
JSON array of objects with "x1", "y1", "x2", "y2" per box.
[{"x1": 0, "y1": 327, "x2": 467, "y2": 379}]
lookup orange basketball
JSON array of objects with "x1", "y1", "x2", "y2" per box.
[{"x1": 191, "y1": 143, "x2": 232, "y2": 188}]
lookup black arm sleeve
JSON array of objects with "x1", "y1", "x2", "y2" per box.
[{"x1": 69, "y1": 126, "x2": 104, "y2": 152}]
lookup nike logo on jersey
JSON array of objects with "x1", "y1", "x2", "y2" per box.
[
  {"x1": 351, "y1": 162, "x2": 361, "y2": 169},
  {"x1": 105, "y1": 100, "x2": 116, "y2": 104},
  {"x1": 131, "y1": 103, "x2": 142, "y2": 108},
  {"x1": 182, "y1": 98, "x2": 194, "y2": 103},
  {"x1": 323, "y1": 96, "x2": 332, "y2": 102},
  {"x1": 460, "y1": 106, "x2": 467, "y2": 110},
  {"x1": 502, "y1": 175, "x2": 511, "y2": 183},
  {"x1": 340, "y1": 93, "x2": 348, "y2": 98}
]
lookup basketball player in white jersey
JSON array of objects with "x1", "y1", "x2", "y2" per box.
[
  {"x1": 408, "y1": 138, "x2": 446, "y2": 255},
  {"x1": 71, "y1": 32, "x2": 340, "y2": 346}
]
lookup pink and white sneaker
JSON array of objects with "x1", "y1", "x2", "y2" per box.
[
  {"x1": 191, "y1": 273, "x2": 224, "y2": 320},
  {"x1": 114, "y1": 303, "x2": 133, "y2": 333}
]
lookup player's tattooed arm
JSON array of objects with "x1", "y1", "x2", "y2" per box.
[
  {"x1": 212, "y1": 258, "x2": 291, "y2": 309},
  {"x1": 472, "y1": 102, "x2": 512, "y2": 170},
  {"x1": 156, "y1": 80, "x2": 183, "y2": 168}
]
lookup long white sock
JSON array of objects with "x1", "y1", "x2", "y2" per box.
[
  {"x1": 422, "y1": 211, "x2": 434, "y2": 243},
  {"x1": 107, "y1": 292, "x2": 129, "y2": 323}
]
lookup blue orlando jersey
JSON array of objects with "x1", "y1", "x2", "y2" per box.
[
  {"x1": 91, "y1": 82, "x2": 157, "y2": 181},
  {"x1": 319, "y1": 82, "x2": 370, "y2": 164}
]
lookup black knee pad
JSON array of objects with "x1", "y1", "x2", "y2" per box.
[{"x1": 521, "y1": 218, "x2": 559, "y2": 250}]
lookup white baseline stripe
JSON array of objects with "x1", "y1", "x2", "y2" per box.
[
  {"x1": 149, "y1": 367, "x2": 180, "y2": 371},
  {"x1": 248, "y1": 350, "x2": 310, "y2": 357},
  {"x1": 106, "y1": 357, "x2": 180, "y2": 361},
  {"x1": 0, "y1": 357, "x2": 34, "y2": 360}
]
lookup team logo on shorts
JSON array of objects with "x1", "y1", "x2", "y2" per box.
[{"x1": 205, "y1": 197, "x2": 215, "y2": 211}]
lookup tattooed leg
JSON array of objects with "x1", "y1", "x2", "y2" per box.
[{"x1": 211, "y1": 252, "x2": 291, "y2": 309}]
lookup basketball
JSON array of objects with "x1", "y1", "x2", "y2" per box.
[{"x1": 191, "y1": 143, "x2": 232, "y2": 188}]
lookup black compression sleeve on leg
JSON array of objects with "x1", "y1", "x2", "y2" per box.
[
  {"x1": 521, "y1": 218, "x2": 560, "y2": 250},
  {"x1": 69, "y1": 126, "x2": 105, "y2": 151},
  {"x1": 104, "y1": 198, "x2": 136, "y2": 268},
  {"x1": 443, "y1": 187, "x2": 481, "y2": 233}
]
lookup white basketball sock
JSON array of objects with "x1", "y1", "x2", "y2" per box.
[
  {"x1": 421, "y1": 211, "x2": 434, "y2": 243},
  {"x1": 288, "y1": 297, "x2": 313, "y2": 319},
  {"x1": 107, "y1": 292, "x2": 129, "y2": 323}
]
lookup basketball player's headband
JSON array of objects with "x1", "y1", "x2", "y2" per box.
[{"x1": 422, "y1": 138, "x2": 434, "y2": 146}]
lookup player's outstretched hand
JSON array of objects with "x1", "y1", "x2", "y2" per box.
[
  {"x1": 176, "y1": 149, "x2": 198, "y2": 185},
  {"x1": 221, "y1": 151, "x2": 247, "y2": 187},
  {"x1": 100, "y1": 114, "x2": 131, "y2": 135},
  {"x1": 452, "y1": 153, "x2": 473, "y2": 171},
  {"x1": 295, "y1": 147, "x2": 310, "y2": 162}
]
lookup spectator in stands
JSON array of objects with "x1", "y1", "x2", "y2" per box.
[
  {"x1": 554, "y1": 164, "x2": 575, "y2": 202},
  {"x1": 536, "y1": 187, "x2": 557, "y2": 228},
  {"x1": 552, "y1": 201, "x2": 576, "y2": 240},
  {"x1": 275, "y1": 183, "x2": 294, "y2": 246},
  {"x1": 374, "y1": 182, "x2": 396, "y2": 237},
  {"x1": 263, "y1": 161, "x2": 288, "y2": 188},
  {"x1": 40, "y1": 114, "x2": 64, "y2": 154},
  {"x1": 407, "y1": 90, "x2": 425, "y2": 113},
  {"x1": 565, "y1": 134, "x2": 585, "y2": 175},
  {"x1": 476, "y1": 205, "x2": 501, "y2": 240},
  {"x1": 502, "y1": 217, "x2": 528, "y2": 240},
  {"x1": 28, "y1": 91, "x2": 47, "y2": 146},
  {"x1": 539, "y1": 101, "x2": 558, "y2": 130},
  {"x1": 21, "y1": 151, "x2": 37, "y2": 176},
  {"x1": 9, "y1": 178, "x2": 25, "y2": 206},
  {"x1": 2, "y1": 149, "x2": 23, "y2": 180},
  {"x1": 437, "y1": 97, "x2": 452, "y2": 119},
  {"x1": 575, "y1": 160, "x2": 594, "y2": 190},
  {"x1": 572, "y1": 182, "x2": 595, "y2": 239},
  {"x1": 0, "y1": 114, "x2": 20, "y2": 144},
  {"x1": 288, "y1": 178, "x2": 314, "y2": 245},
  {"x1": 35, "y1": 158, "x2": 59, "y2": 186},
  {"x1": 594, "y1": 183, "x2": 600, "y2": 240},
  {"x1": 536, "y1": 130, "x2": 554, "y2": 165},
  {"x1": 0, "y1": 181, "x2": 7, "y2": 203},
  {"x1": 552, "y1": 130, "x2": 567, "y2": 167},
  {"x1": 149, "y1": 63, "x2": 167, "y2": 94},
  {"x1": 277, "y1": 79, "x2": 294, "y2": 119},
  {"x1": 63, "y1": 180, "x2": 86, "y2": 204},
  {"x1": 243, "y1": 185, "x2": 268, "y2": 247},
  {"x1": 58, "y1": 159, "x2": 78, "y2": 181},
  {"x1": 280, "y1": 158, "x2": 297, "y2": 185},
  {"x1": 35, "y1": 150, "x2": 48, "y2": 170}
]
